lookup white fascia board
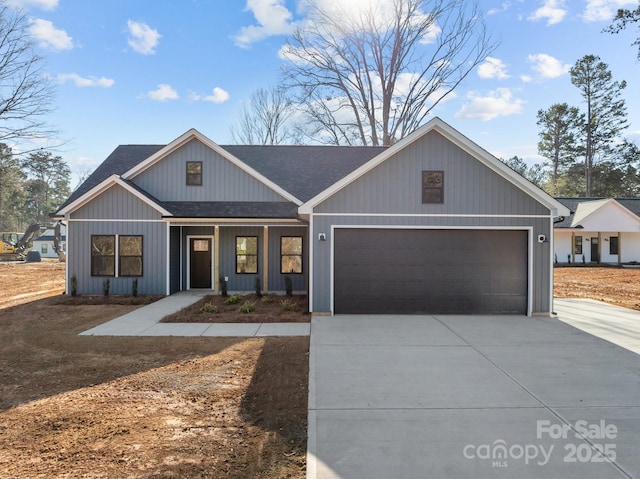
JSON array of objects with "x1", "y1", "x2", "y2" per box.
[
  {"x1": 299, "y1": 117, "x2": 570, "y2": 217},
  {"x1": 57, "y1": 174, "x2": 172, "y2": 217},
  {"x1": 573, "y1": 199, "x2": 640, "y2": 229},
  {"x1": 122, "y1": 128, "x2": 302, "y2": 206}
]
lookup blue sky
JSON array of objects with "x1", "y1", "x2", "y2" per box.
[{"x1": 9, "y1": 0, "x2": 640, "y2": 186}]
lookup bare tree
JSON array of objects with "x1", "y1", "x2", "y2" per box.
[
  {"x1": 230, "y1": 86, "x2": 297, "y2": 145},
  {"x1": 0, "y1": 2, "x2": 55, "y2": 147},
  {"x1": 281, "y1": 0, "x2": 496, "y2": 146}
]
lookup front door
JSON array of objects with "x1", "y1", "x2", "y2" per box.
[
  {"x1": 591, "y1": 237, "x2": 599, "y2": 263},
  {"x1": 190, "y1": 238, "x2": 212, "y2": 288}
]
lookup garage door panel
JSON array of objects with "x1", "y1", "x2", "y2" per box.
[{"x1": 334, "y1": 229, "x2": 528, "y2": 315}]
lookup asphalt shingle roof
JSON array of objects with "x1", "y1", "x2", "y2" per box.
[
  {"x1": 59, "y1": 142, "x2": 387, "y2": 217},
  {"x1": 162, "y1": 201, "x2": 298, "y2": 218},
  {"x1": 554, "y1": 197, "x2": 640, "y2": 228}
]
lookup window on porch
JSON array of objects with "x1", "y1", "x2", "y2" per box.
[
  {"x1": 236, "y1": 236, "x2": 258, "y2": 274},
  {"x1": 573, "y1": 235, "x2": 583, "y2": 255},
  {"x1": 281, "y1": 236, "x2": 303, "y2": 274}
]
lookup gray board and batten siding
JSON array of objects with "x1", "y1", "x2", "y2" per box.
[
  {"x1": 310, "y1": 130, "x2": 553, "y2": 315},
  {"x1": 68, "y1": 184, "x2": 167, "y2": 295},
  {"x1": 131, "y1": 139, "x2": 290, "y2": 203}
]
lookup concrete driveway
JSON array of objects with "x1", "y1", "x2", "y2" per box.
[{"x1": 307, "y1": 311, "x2": 640, "y2": 478}]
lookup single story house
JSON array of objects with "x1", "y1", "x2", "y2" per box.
[
  {"x1": 54, "y1": 118, "x2": 569, "y2": 316},
  {"x1": 554, "y1": 198, "x2": 640, "y2": 264},
  {"x1": 33, "y1": 225, "x2": 66, "y2": 259}
]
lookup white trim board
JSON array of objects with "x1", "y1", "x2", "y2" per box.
[
  {"x1": 57, "y1": 175, "x2": 172, "y2": 217},
  {"x1": 299, "y1": 117, "x2": 570, "y2": 218},
  {"x1": 122, "y1": 128, "x2": 302, "y2": 206}
]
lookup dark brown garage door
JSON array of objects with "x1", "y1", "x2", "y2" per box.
[{"x1": 334, "y1": 229, "x2": 528, "y2": 315}]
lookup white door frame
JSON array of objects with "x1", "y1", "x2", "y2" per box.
[{"x1": 186, "y1": 235, "x2": 215, "y2": 290}]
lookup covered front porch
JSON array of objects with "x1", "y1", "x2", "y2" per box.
[{"x1": 167, "y1": 220, "x2": 308, "y2": 295}]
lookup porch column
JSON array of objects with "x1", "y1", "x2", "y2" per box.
[
  {"x1": 618, "y1": 232, "x2": 622, "y2": 266},
  {"x1": 214, "y1": 226, "x2": 220, "y2": 294},
  {"x1": 571, "y1": 231, "x2": 575, "y2": 264},
  {"x1": 263, "y1": 226, "x2": 269, "y2": 294},
  {"x1": 598, "y1": 231, "x2": 602, "y2": 263}
]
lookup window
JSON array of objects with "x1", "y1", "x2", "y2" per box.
[
  {"x1": 119, "y1": 236, "x2": 143, "y2": 276},
  {"x1": 91, "y1": 235, "x2": 115, "y2": 276},
  {"x1": 186, "y1": 161, "x2": 202, "y2": 186},
  {"x1": 236, "y1": 236, "x2": 258, "y2": 274},
  {"x1": 281, "y1": 236, "x2": 303, "y2": 274},
  {"x1": 610, "y1": 236, "x2": 619, "y2": 255},
  {"x1": 41, "y1": 244, "x2": 48, "y2": 254},
  {"x1": 422, "y1": 171, "x2": 444, "y2": 204},
  {"x1": 573, "y1": 236, "x2": 583, "y2": 255}
]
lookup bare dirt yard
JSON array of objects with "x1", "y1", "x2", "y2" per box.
[
  {"x1": 0, "y1": 263, "x2": 308, "y2": 478},
  {"x1": 554, "y1": 266, "x2": 640, "y2": 311}
]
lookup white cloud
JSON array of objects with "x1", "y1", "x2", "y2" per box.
[
  {"x1": 127, "y1": 20, "x2": 161, "y2": 55},
  {"x1": 146, "y1": 84, "x2": 178, "y2": 102},
  {"x1": 57, "y1": 73, "x2": 114, "y2": 88},
  {"x1": 6, "y1": 0, "x2": 58, "y2": 10},
  {"x1": 190, "y1": 87, "x2": 230, "y2": 104},
  {"x1": 455, "y1": 88, "x2": 525, "y2": 121},
  {"x1": 29, "y1": 19, "x2": 72, "y2": 51},
  {"x1": 527, "y1": 53, "x2": 570, "y2": 79},
  {"x1": 528, "y1": 0, "x2": 567, "y2": 25},
  {"x1": 583, "y1": 0, "x2": 637, "y2": 22},
  {"x1": 488, "y1": 2, "x2": 511, "y2": 15},
  {"x1": 234, "y1": 0, "x2": 294, "y2": 48},
  {"x1": 477, "y1": 57, "x2": 509, "y2": 80}
]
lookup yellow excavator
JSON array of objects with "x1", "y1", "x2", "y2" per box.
[{"x1": 0, "y1": 224, "x2": 44, "y2": 261}]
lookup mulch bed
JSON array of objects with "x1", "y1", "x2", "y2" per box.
[{"x1": 161, "y1": 293, "x2": 310, "y2": 323}]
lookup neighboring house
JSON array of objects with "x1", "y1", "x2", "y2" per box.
[
  {"x1": 33, "y1": 225, "x2": 66, "y2": 258},
  {"x1": 54, "y1": 118, "x2": 569, "y2": 316},
  {"x1": 554, "y1": 198, "x2": 640, "y2": 265}
]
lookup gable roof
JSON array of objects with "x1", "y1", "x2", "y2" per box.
[
  {"x1": 58, "y1": 138, "x2": 385, "y2": 215},
  {"x1": 299, "y1": 117, "x2": 570, "y2": 216},
  {"x1": 121, "y1": 129, "x2": 303, "y2": 205},
  {"x1": 56, "y1": 174, "x2": 172, "y2": 217},
  {"x1": 61, "y1": 145, "x2": 164, "y2": 209},
  {"x1": 555, "y1": 197, "x2": 640, "y2": 229}
]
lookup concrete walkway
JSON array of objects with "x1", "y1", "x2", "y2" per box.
[
  {"x1": 308, "y1": 311, "x2": 640, "y2": 478},
  {"x1": 79, "y1": 291, "x2": 310, "y2": 337}
]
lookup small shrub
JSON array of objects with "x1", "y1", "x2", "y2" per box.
[
  {"x1": 261, "y1": 295, "x2": 274, "y2": 303},
  {"x1": 225, "y1": 294, "x2": 242, "y2": 305},
  {"x1": 582, "y1": 254, "x2": 586, "y2": 264},
  {"x1": 567, "y1": 254, "x2": 571, "y2": 264},
  {"x1": 280, "y1": 298, "x2": 297, "y2": 312},
  {"x1": 70, "y1": 274, "x2": 77, "y2": 297},
  {"x1": 201, "y1": 302, "x2": 218, "y2": 314},
  {"x1": 132, "y1": 278, "x2": 138, "y2": 297},
  {"x1": 284, "y1": 275, "x2": 293, "y2": 296},
  {"x1": 239, "y1": 301, "x2": 256, "y2": 313},
  {"x1": 254, "y1": 276, "x2": 262, "y2": 298},
  {"x1": 554, "y1": 253, "x2": 557, "y2": 264},
  {"x1": 219, "y1": 275, "x2": 228, "y2": 297},
  {"x1": 103, "y1": 279, "x2": 110, "y2": 297}
]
